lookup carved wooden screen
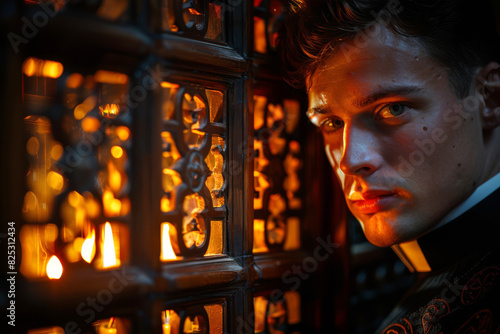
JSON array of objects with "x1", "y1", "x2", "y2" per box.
[{"x1": 1, "y1": 0, "x2": 337, "y2": 333}]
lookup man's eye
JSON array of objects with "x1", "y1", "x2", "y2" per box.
[
  {"x1": 321, "y1": 117, "x2": 344, "y2": 132},
  {"x1": 377, "y1": 104, "x2": 408, "y2": 119}
]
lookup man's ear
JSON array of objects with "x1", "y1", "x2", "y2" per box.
[{"x1": 477, "y1": 62, "x2": 500, "y2": 130}]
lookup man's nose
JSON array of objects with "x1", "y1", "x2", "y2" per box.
[{"x1": 339, "y1": 124, "x2": 382, "y2": 176}]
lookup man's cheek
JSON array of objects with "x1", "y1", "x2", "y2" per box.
[{"x1": 325, "y1": 144, "x2": 346, "y2": 189}]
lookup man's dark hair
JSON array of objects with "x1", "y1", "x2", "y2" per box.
[{"x1": 279, "y1": 0, "x2": 500, "y2": 98}]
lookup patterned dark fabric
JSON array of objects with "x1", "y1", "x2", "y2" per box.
[{"x1": 375, "y1": 188, "x2": 500, "y2": 334}]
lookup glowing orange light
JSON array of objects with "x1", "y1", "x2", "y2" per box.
[
  {"x1": 81, "y1": 230, "x2": 96, "y2": 263},
  {"x1": 110, "y1": 199, "x2": 121, "y2": 215},
  {"x1": 161, "y1": 195, "x2": 172, "y2": 212},
  {"x1": 110, "y1": 146, "x2": 123, "y2": 159},
  {"x1": 68, "y1": 191, "x2": 83, "y2": 207},
  {"x1": 102, "y1": 222, "x2": 119, "y2": 268},
  {"x1": 161, "y1": 82, "x2": 180, "y2": 89},
  {"x1": 160, "y1": 223, "x2": 177, "y2": 261},
  {"x1": 51, "y1": 144, "x2": 64, "y2": 160},
  {"x1": 116, "y1": 126, "x2": 130, "y2": 141},
  {"x1": 46, "y1": 255, "x2": 63, "y2": 279},
  {"x1": 42, "y1": 60, "x2": 64, "y2": 79},
  {"x1": 109, "y1": 164, "x2": 122, "y2": 193},
  {"x1": 66, "y1": 73, "x2": 84, "y2": 89},
  {"x1": 253, "y1": 219, "x2": 269, "y2": 253},
  {"x1": 162, "y1": 311, "x2": 172, "y2": 334},
  {"x1": 74, "y1": 104, "x2": 89, "y2": 120},
  {"x1": 103, "y1": 190, "x2": 120, "y2": 216},
  {"x1": 94, "y1": 70, "x2": 128, "y2": 84},
  {"x1": 96, "y1": 317, "x2": 117, "y2": 334},
  {"x1": 81, "y1": 117, "x2": 101, "y2": 132},
  {"x1": 23, "y1": 58, "x2": 36, "y2": 77},
  {"x1": 23, "y1": 58, "x2": 63, "y2": 78},
  {"x1": 47, "y1": 171, "x2": 64, "y2": 191},
  {"x1": 99, "y1": 104, "x2": 120, "y2": 118}
]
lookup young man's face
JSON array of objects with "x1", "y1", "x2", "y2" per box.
[{"x1": 307, "y1": 26, "x2": 487, "y2": 247}]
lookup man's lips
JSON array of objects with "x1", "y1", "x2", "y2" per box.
[{"x1": 349, "y1": 190, "x2": 398, "y2": 214}]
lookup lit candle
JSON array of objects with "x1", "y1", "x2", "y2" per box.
[
  {"x1": 161, "y1": 223, "x2": 177, "y2": 261},
  {"x1": 162, "y1": 323, "x2": 171, "y2": 334},
  {"x1": 81, "y1": 230, "x2": 96, "y2": 263},
  {"x1": 96, "y1": 318, "x2": 117, "y2": 334},
  {"x1": 46, "y1": 255, "x2": 63, "y2": 279},
  {"x1": 102, "y1": 222, "x2": 120, "y2": 269}
]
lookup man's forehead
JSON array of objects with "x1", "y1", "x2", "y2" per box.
[{"x1": 308, "y1": 25, "x2": 428, "y2": 89}]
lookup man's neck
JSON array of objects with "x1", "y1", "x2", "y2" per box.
[
  {"x1": 393, "y1": 172, "x2": 500, "y2": 273},
  {"x1": 434, "y1": 171, "x2": 500, "y2": 229}
]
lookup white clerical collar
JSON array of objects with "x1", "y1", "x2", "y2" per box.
[{"x1": 434, "y1": 172, "x2": 500, "y2": 230}]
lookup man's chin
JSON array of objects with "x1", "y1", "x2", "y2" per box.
[{"x1": 356, "y1": 212, "x2": 404, "y2": 247}]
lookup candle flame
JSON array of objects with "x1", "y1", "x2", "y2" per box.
[
  {"x1": 162, "y1": 310, "x2": 179, "y2": 334},
  {"x1": 161, "y1": 223, "x2": 177, "y2": 261},
  {"x1": 162, "y1": 311, "x2": 171, "y2": 334},
  {"x1": 46, "y1": 255, "x2": 63, "y2": 279},
  {"x1": 102, "y1": 222, "x2": 119, "y2": 268},
  {"x1": 81, "y1": 230, "x2": 96, "y2": 263},
  {"x1": 99, "y1": 104, "x2": 120, "y2": 118}
]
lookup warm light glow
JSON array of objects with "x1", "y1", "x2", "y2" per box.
[
  {"x1": 96, "y1": 317, "x2": 117, "y2": 334},
  {"x1": 45, "y1": 224, "x2": 59, "y2": 242},
  {"x1": 110, "y1": 199, "x2": 121, "y2": 214},
  {"x1": 46, "y1": 255, "x2": 63, "y2": 279},
  {"x1": 102, "y1": 223, "x2": 119, "y2": 268},
  {"x1": 161, "y1": 223, "x2": 177, "y2": 261},
  {"x1": 66, "y1": 73, "x2": 84, "y2": 89},
  {"x1": 74, "y1": 104, "x2": 89, "y2": 120},
  {"x1": 47, "y1": 171, "x2": 64, "y2": 191},
  {"x1": 116, "y1": 126, "x2": 130, "y2": 141},
  {"x1": 68, "y1": 191, "x2": 83, "y2": 207},
  {"x1": 23, "y1": 58, "x2": 36, "y2": 77},
  {"x1": 27, "y1": 326, "x2": 65, "y2": 334},
  {"x1": 110, "y1": 146, "x2": 123, "y2": 159},
  {"x1": 42, "y1": 60, "x2": 64, "y2": 78},
  {"x1": 81, "y1": 117, "x2": 101, "y2": 132},
  {"x1": 99, "y1": 104, "x2": 120, "y2": 118},
  {"x1": 103, "y1": 190, "x2": 123, "y2": 216},
  {"x1": 81, "y1": 230, "x2": 96, "y2": 263},
  {"x1": 26, "y1": 136, "x2": 39, "y2": 155},
  {"x1": 84, "y1": 194, "x2": 101, "y2": 218},
  {"x1": 161, "y1": 195, "x2": 173, "y2": 212},
  {"x1": 23, "y1": 58, "x2": 64, "y2": 78},
  {"x1": 51, "y1": 144, "x2": 64, "y2": 160},
  {"x1": 109, "y1": 163, "x2": 122, "y2": 193},
  {"x1": 253, "y1": 219, "x2": 269, "y2": 253},
  {"x1": 161, "y1": 81, "x2": 180, "y2": 89},
  {"x1": 162, "y1": 310, "x2": 180, "y2": 334},
  {"x1": 95, "y1": 70, "x2": 128, "y2": 84}
]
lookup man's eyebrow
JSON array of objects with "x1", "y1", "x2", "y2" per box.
[
  {"x1": 353, "y1": 86, "x2": 424, "y2": 108},
  {"x1": 306, "y1": 106, "x2": 331, "y2": 118}
]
